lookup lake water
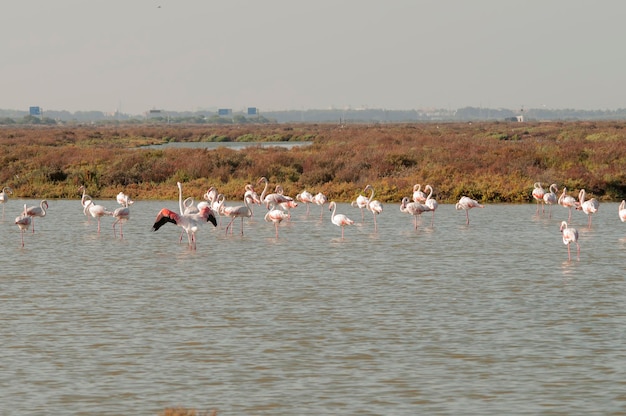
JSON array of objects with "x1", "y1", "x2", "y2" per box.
[
  {"x1": 141, "y1": 141, "x2": 312, "y2": 150},
  {"x1": 1, "y1": 197, "x2": 625, "y2": 415}
]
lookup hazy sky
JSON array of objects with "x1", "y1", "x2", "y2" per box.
[{"x1": 2, "y1": 1, "x2": 625, "y2": 114}]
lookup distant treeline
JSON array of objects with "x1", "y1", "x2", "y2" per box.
[{"x1": 2, "y1": 106, "x2": 626, "y2": 125}]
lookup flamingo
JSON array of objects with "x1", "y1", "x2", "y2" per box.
[
  {"x1": 25, "y1": 199, "x2": 48, "y2": 233},
  {"x1": 619, "y1": 200, "x2": 626, "y2": 223},
  {"x1": 116, "y1": 191, "x2": 134, "y2": 206},
  {"x1": 456, "y1": 196, "x2": 484, "y2": 225},
  {"x1": 152, "y1": 204, "x2": 217, "y2": 250},
  {"x1": 296, "y1": 190, "x2": 314, "y2": 215},
  {"x1": 264, "y1": 208, "x2": 290, "y2": 238},
  {"x1": 83, "y1": 199, "x2": 113, "y2": 233},
  {"x1": 424, "y1": 184, "x2": 438, "y2": 226},
  {"x1": 543, "y1": 183, "x2": 558, "y2": 218},
  {"x1": 350, "y1": 191, "x2": 369, "y2": 222},
  {"x1": 0, "y1": 186, "x2": 13, "y2": 219},
  {"x1": 400, "y1": 197, "x2": 431, "y2": 229},
  {"x1": 221, "y1": 195, "x2": 253, "y2": 235},
  {"x1": 203, "y1": 186, "x2": 219, "y2": 205},
  {"x1": 258, "y1": 177, "x2": 294, "y2": 210},
  {"x1": 329, "y1": 201, "x2": 354, "y2": 239},
  {"x1": 558, "y1": 187, "x2": 578, "y2": 222},
  {"x1": 364, "y1": 184, "x2": 383, "y2": 231},
  {"x1": 112, "y1": 199, "x2": 131, "y2": 238},
  {"x1": 412, "y1": 184, "x2": 427, "y2": 204},
  {"x1": 532, "y1": 182, "x2": 545, "y2": 214},
  {"x1": 560, "y1": 221, "x2": 580, "y2": 261},
  {"x1": 577, "y1": 189, "x2": 599, "y2": 228},
  {"x1": 15, "y1": 204, "x2": 31, "y2": 247},
  {"x1": 244, "y1": 184, "x2": 262, "y2": 206},
  {"x1": 78, "y1": 186, "x2": 93, "y2": 210},
  {"x1": 312, "y1": 192, "x2": 328, "y2": 219}
]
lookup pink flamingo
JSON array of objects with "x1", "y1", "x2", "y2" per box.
[
  {"x1": 532, "y1": 182, "x2": 545, "y2": 214},
  {"x1": 221, "y1": 195, "x2": 253, "y2": 235},
  {"x1": 0, "y1": 186, "x2": 13, "y2": 219},
  {"x1": 312, "y1": 192, "x2": 328, "y2": 219},
  {"x1": 83, "y1": 198, "x2": 113, "y2": 233},
  {"x1": 424, "y1": 184, "x2": 438, "y2": 226},
  {"x1": 25, "y1": 199, "x2": 48, "y2": 233},
  {"x1": 400, "y1": 197, "x2": 431, "y2": 229},
  {"x1": 619, "y1": 200, "x2": 626, "y2": 223},
  {"x1": 560, "y1": 221, "x2": 580, "y2": 261},
  {"x1": 456, "y1": 196, "x2": 484, "y2": 225},
  {"x1": 264, "y1": 208, "x2": 290, "y2": 238},
  {"x1": 296, "y1": 190, "x2": 314, "y2": 215},
  {"x1": 329, "y1": 201, "x2": 354, "y2": 239},
  {"x1": 15, "y1": 204, "x2": 31, "y2": 247},
  {"x1": 112, "y1": 199, "x2": 131, "y2": 238},
  {"x1": 364, "y1": 184, "x2": 383, "y2": 231},
  {"x1": 116, "y1": 191, "x2": 134, "y2": 206},
  {"x1": 258, "y1": 177, "x2": 294, "y2": 209},
  {"x1": 543, "y1": 184, "x2": 558, "y2": 218},
  {"x1": 244, "y1": 184, "x2": 262, "y2": 207},
  {"x1": 558, "y1": 187, "x2": 578, "y2": 222},
  {"x1": 350, "y1": 190, "x2": 369, "y2": 222},
  {"x1": 576, "y1": 189, "x2": 599, "y2": 228},
  {"x1": 152, "y1": 204, "x2": 217, "y2": 250},
  {"x1": 412, "y1": 184, "x2": 426, "y2": 204}
]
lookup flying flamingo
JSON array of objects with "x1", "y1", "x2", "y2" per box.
[
  {"x1": 0, "y1": 186, "x2": 13, "y2": 219},
  {"x1": 258, "y1": 177, "x2": 294, "y2": 210},
  {"x1": 400, "y1": 197, "x2": 431, "y2": 229},
  {"x1": 558, "y1": 187, "x2": 578, "y2": 222},
  {"x1": 264, "y1": 208, "x2": 290, "y2": 238},
  {"x1": 296, "y1": 190, "x2": 314, "y2": 215},
  {"x1": 351, "y1": 190, "x2": 369, "y2": 222},
  {"x1": 112, "y1": 199, "x2": 131, "y2": 238},
  {"x1": 15, "y1": 204, "x2": 31, "y2": 247},
  {"x1": 532, "y1": 182, "x2": 545, "y2": 214},
  {"x1": 412, "y1": 184, "x2": 427, "y2": 204},
  {"x1": 329, "y1": 201, "x2": 354, "y2": 239},
  {"x1": 312, "y1": 192, "x2": 328, "y2": 219},
  {"x1": 25, "y1": 199, "x2": 48, "y2": 233},
  {"x1": 424, "y1": 184, "x2": 438, "y2": 226},
  {"x1": 456, "y1": 196, "x2": 484, "y2": 225},
  {"x1": 619, "y1": 200, "x2": 626, "y2": 223},
  {"x1": 221, "y1": 194, "x2": 253, "y2": 235},
  {"x1": 152, "y1": 204, "x2": 217, "y2": 250},
  {"x1": 364, "y1": 184, "x2": 383, "y2": 231},
  {"x1": 543, "y1": 183, "x2": 558, "y2": 218},
  {"x1": 560, "y1": 221, "x2": 580, "y2": 261},
  {"x1": 577, "y1": 189, "x2": 599, "y2": 228}
]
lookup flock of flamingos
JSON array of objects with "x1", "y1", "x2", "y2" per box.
[{"x1": 2, "y1": 178, "x2": 624, "y2": 260}]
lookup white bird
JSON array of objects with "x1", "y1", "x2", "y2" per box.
[
  {"x1": 25, "y1": 199, "x2": 48, "y2": 233},
  {"x1": 296, "y1": 190, "x2": 314, "y2": 215},
  {"x1": 560, "y1": 221, "x2": 580, "y2": 261},
  {"x1": 221, "y1": 195, "x2": 253, "y2": 235},
  {"x1": 116, "y1": 191, "x2": 134, "y2": 206},
  {"x1": 400, "y1": 197, "x2": 431, "y2": 229},
  {"x1": 329, "y1": 201, "x2": 354, "y2": 239},
  {"x1": 619, "y1": 200, "x2": 626, "y2": 223},
  {"x1": 112, "y1": 199, "x2": 131, "y2": 238},
  {"x1": 0, "y1": 186, "x2": 13, "y2": 219},
  {"x1": 83, "y1": 199, "x2": 113, "y2": 233},
  {"x1": 558, "y1": 187, "x2": 578, "y2": 222},
  {"x1": 412, "y1": 184, "x2": 427, "y2": 204},
  {"x1": 456, "y1": 196, "x2": 484, "y2": 225},
  {"x1": 532, "y1": 182, "x2": 545, "y2": 214},
  {"x1": 15, "y1": 204, "x2": 31, "y2": 247},
  {"x1": 543, "y1": 183, "x2": 558, "y2": 218},
  {"x1": 351, "y1": 191, "x2": 369, "y2": 221},
  {"x1": 577, "y1": 189, "x2": 599, "y2": 228},
  {"x1": 364, "y1": 184, "x2": 383, "y2": 231},
  {"x1": 424, "y1": 184, "x2": 438, "y2": 226},
  {"x1": 258, "y1": 177, "x2": 294, "y2": 210},
  {"x1": 264, "y1": 208, "x2": 290, "y2": 238},
  {"x1": 312, "y1": 192, "x2": 328, "y2": 219}
]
